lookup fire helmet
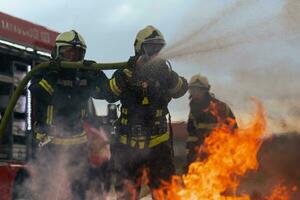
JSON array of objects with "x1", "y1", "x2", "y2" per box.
[
  {"x1": 52, "y1": 30, "x2": 87, "y2": 61},
  {"x1": 134, "y1": 25, "x2": 166, "y2": 56},
  {"x1": 188, "y1": 74, "x2": 210, "y2": 90}
]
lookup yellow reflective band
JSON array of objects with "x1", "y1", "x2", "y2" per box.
[
  {"x1": 118, "y1": 132, "x2": 170, "y2": 149},
  {"x1": 119, "y1": 135, "x2": 127, "y2": 144},
  {"x1": 142, "y1": 97, "x2": 149, "y2": 105},
  {"x1": 81, "y1": 109, "x2": 86, "y2": 118},
  {"x1": 139, "y1": 141, "x2": 145, "y2": 149},
  {"x1": 175, "y1": 77, "x2": 183, "y2": 91},
  {"x1": 123, "y1": 69, "x2": 133, "y2": 78},
  {"x1": 51, "y1": 133, "x2": 87, "y2": 145},
  {"x1": 46, "y1": 105, "x2": 53, "y2": 125},
  {"x1": 156, "y1": 109, "x2": 163, "y2": 117},
  {"x1": 49, "y1": 105, "x2": 53, "y2": 124},
  {"x1": 121, "y1": 108, "x2": 128, "y2": 115},
  {"x1": 39, "y1": 79, "x2": 54, "y2": 95},
  {"x1": 120, "y1": 118, "x2": 128, "y2": 125},
  {"x1": 42, "y1": 79, "x2": 54, "y2": 93},
  {"x1": 187, "y1": 136, "x2": 199, "y2": 142},
  {"x1": 109, "y1": 78, "x2": 121, "y2": 96},
  {"x1": 131, "y1": 140, "x2": 137, "y2": 148},
  {"x1": 149, "y1": 132, "x2": 170, "y2": 148},
  {"x1": 36, "y1": 132, "x2": 46, "y2": 140},
  {"x1": 35, "y1": 131, "x2": 87, "y2": 145},
  {"x1": 112, "y1": 77, "x2": 121, "y2": 95},
  {"x1": 169, "y1": 77, "x2": 183, "y2": 94}
]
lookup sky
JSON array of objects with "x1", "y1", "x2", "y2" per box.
[
  {"x1": 1, "y1": 0, "x2": 300, "y2": 133},
  {"x1": 0, "y1": 0, "x2": 196, "y2": 118},
  {"x1": 1, "y1": 0, "x2": 194, "y2": 61}
]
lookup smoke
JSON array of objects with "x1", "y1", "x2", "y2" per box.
[
  {"x1": 14, "y1": 127, "x2": 111, "y2": 199},
  {"x1": 161, "y1": 0, "x2": 279, "y2": 59},
  {"x1": 282, "y1": 0, "x2": 300, "y2": 32},
  {"x1": 162, "y1": 0, "x2": 300, "y2": 133},
  {"x1": 161, "y1": 0, "x2": 288, "y2": 59},
  {"x1": 31, "y1": 151, "x2": 72, "y2": 200}
]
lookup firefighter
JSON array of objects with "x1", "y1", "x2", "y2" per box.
[
  {"x1": 105, "y1": 25, "x2": 188, "y2": 199},
  {"x1": 29, "y1": 30, "x2": 107, "y2": 199},
  {"x1": 185, "y1": 74, "x2": 237, "y2": 171}
]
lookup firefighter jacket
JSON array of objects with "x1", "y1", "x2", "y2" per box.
[
  {"x1": 29, "y1": 64, "x2": 107, "y2": 143},
  {"x1": 186, "y1": 94, "x2": 237, "y2": 151},
  {"x1": 105, "y1": 58, "x2": 188, "y2": 149}
]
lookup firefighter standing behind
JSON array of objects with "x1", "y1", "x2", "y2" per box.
[
  {"x1": 185, "y1": 74, "x2": 238, "y2": 171},
  {"x1": 105, "y1": 25, "x2": 188, "y2": 199},
  {"x1": 29, "y1": 30, "x2": 107, "y2": 199}
]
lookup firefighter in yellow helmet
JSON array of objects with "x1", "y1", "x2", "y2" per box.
[
  {"x1": 185, "y1": 74, "x2": 237, "y2": 172},
  {"x1": 29, "y1": 30, "x2": 108, "y2": 199},
  {"x1": 133, "y1": 25, "x2": 166, "y2": 60},
  {"x1": 104, "y1": 25, "x2": 188, "y2": 199}
]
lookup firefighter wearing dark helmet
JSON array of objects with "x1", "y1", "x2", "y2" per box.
[
  {"x1": 185, "y1": 74, "x2": 237, "y2": 171},
  {"x1": 105, "y1": 25, "x2": 188, "y2": 199},
  {"x1": 29, "y1": 30, "x2": 107, "y2": 199}
]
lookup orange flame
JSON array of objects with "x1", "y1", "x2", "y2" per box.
[
  {"x1": 152, "y1": 99, "x2": 267, "y2": 200},
  {"x1": 265, "y1": 182, "x2": 290, "y2": 200}
]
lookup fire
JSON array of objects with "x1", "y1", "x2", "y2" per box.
[
  {"x1": 152, "y1": 100, "x2": 267, "y2": 200},
  {"x1": 265, "y1": 182, "x2": 290, "y2": 200}
]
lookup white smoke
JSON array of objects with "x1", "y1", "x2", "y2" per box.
[{"x1": 163, "y1": 0, "x2": 300, "y2": 133}]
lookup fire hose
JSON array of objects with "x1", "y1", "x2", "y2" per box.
[{"x1": 0, "y1": 61, "x2": 127, "y2": 140}]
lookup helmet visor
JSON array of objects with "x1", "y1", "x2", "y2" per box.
[
  {"x1": 142, "y1": 43, "x2": 165, "y2": 57},
  {"x1": 58, "y1": 46, "x2": 85, "y2": 61}
]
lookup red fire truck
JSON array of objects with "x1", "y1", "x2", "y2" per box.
[{"x1": 0, "y1": 12, "x2": 58, "y2": 200}]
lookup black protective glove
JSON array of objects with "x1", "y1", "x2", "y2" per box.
[
  {"x1": 169, "y1": 71, "x2": 180, "y2": 88},
  {"x1": 137, "y1": 59, "x2": 167, "y2": 78},
  {"x1": 160, "y1": 61, "x2": 172, "y2": 79},
  {"x1": 82, "y1": 60, "x2": 101, "y2": 84},
  {"x1": 127, "y1": 55, "x2": 139, "y2": 69}
]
